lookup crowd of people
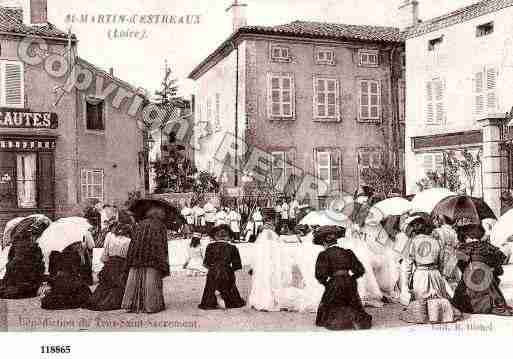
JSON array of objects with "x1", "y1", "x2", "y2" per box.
[{"x1": 1, "y1": 191, "x2": 513, "y2": 331}]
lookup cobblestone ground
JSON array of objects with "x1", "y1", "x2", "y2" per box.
[{"x1": 1, "y1": 268, "x2": 513, "y2": 333}]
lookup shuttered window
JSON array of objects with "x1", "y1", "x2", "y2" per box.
[
  {"x1": 315, "y1": 149, "x2": 342, "y2": 185},
  {"x1": 81, "y1": 168, "x2": 104, "y2": 202},
  {"x1": 474, "y1": 66, "x2": 498, "y2": 117},
  {"x1": 270, "y1": 150, "x2": 295, "y2": 192},
  {"x1": 314, "y1": 77, "x2": 339, "y2": 120},
  {"x1": 425, "y1": 78, "x2": 445, "y2": 125},
  {"x1": 358, "y1": 148, "x2": 383, "y2": 185},
  {"x1": 0, "y1": 60, "x2": 24, "y2": 108},
  {"x1": 359, "y1": 80, "x2": 380, "y2": 121},
  {"x1": 37, "y1": 152, "x2": 55, "y2": 208},
  {"x1": 267, "y1": 73, "x2": 294, "y2": 119}
]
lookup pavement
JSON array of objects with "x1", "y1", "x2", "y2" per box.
[{"x1": 1, "y1": 266, "x2": 513, "y2": 333}]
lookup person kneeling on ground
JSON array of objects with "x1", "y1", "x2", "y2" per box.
[{"x1": 41, "y1": 250, "x2": 92, "y2": 310}]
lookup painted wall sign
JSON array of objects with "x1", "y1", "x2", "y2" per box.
[{"x1": 0, "y1": 110, "x2": 58, "y2": 129}]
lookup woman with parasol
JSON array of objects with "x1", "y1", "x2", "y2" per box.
[{"x1": 121, "y1": 199, "x2": 177, "y2": 313}]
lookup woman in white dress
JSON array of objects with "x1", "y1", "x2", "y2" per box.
[{"x1": 248, "y1": 222, "x2": 284, "y2": 312}]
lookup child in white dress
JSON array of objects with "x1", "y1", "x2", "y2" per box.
[{"x1": 183, "y1": 235, "x2": 207, "y2": 276}]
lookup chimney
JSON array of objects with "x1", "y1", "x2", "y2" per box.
[
  {"x1": 15, "y1": 0, "x2": 47, "y2": 25},
  {"x1": 397, "y1": 0, "x2": 419, "y2": 30},
  {"x1": 225, "y1": 0, "x2": 247, "y2": 33},
  {"x1": 109, "y1": 67, "x2": 114, "y2": 76}
]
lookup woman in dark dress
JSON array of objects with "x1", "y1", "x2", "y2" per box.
[
  {"x1": 198, "y1": 224, "x2": 245, "y2": 310},
  {"x1": 0, "y1": 217, "x2": 48, "y2": 299},
  {"x1": 41, "y1": 250, "x2": 92, "y2": 310},
  {"x1": 88, "y1": 216, "x2": 133, "y2": 311},
  {"x1": 122, "y1": 206, "x2": 170, "y2": 314},
  {"x1": 314, "y1": 226, "x2": 372, "y2": 330},
  {"x1": 452, "y1": 224, "x2": 513, "y2": 316}
]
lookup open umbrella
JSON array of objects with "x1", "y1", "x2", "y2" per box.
[
  {"x1": 410, "y1": 188, "x2": 456, "y2": 214},
  {"x1": 299, "y1": 210, "x2": 351, "y2": 227},
  {"x1": 2, "y1": 217, "x2": 25, "y2": 249},
  {"x1": 431, "y1": 195, "x2": 496, "y2": 227},
  {"x1": 38, "y1": 217, "x2": 94, "y2": 274},
  {"x1": 129, "y1": 198, "x2": 184, "y2": 229},
  {"x1": 372, "y1": 197, "x2": 412, "y2": 218},
  {"x1": 490, "y1": 208, "x2": 513, "y2": 247}
]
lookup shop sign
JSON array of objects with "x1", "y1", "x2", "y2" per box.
[{"x1": 0, "y1": 110, "x2": 58, "y2": 129}]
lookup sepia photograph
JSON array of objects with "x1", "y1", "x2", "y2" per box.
[{"x1": 1, "y1": 0, "x2": 513, "y2": 350}]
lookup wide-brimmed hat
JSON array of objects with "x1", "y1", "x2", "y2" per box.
[
  {"x1": 313, "y1": 225, "x2": 346, "y2": 245},
  {"x1": 129, "y1": 198, "x2": 183, "y2": 223},
  {"x1": 209, "y1": 224, "x2": 235, "y2": 240}
]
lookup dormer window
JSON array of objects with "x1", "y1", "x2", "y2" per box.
[
  {"x1": 359, "y1": 49, "x2": 379, "y2": 67},
  {"x1": 428, "y1": 36, "x2": 443, "y2": 51},
  {"x1": 315, "y1": 47, "x2": 335, "y2": 65},
  {"x1": 476, "y1": 22, "x2": 494, "y2": 37},
  {"x1": 270, "y1": 44, "x2": 291, "y2": 62}
]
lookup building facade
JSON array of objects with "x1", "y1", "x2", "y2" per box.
[
  {"x1": 0, "y1": 2, "x2": 148, "y2": 232},
  {"x1": 403, "y1": 0, "x2": 513, "y2": 215},
  {"x1": 189, "y1": 6, "x2": 405, "y2": 207}
]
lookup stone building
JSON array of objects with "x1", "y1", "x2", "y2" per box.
[
  {"x1": 0, "y1": 0, "x2": 148, "y2": 232},
  {"x1": 402, "y1": 0, "x2": 513, "y2": 215},
  {"x1": 188, "y1": 2, "x2": 405, "y2": 207}
]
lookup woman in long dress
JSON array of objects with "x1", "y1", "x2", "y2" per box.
[
  {"x1": 452, "y1": 225, "x2": 513, "y2": 316},
  {"x1": 122, "y1": 206, "x2": 170, "y2": 314},
  {"x1": 183, "y1": 235, "x2": 207, "y2": 276},
  {"x1": 41, "y1": 250, "x2": 92, "y2": 310},
  {"x1": 198, "y1": 224, "x2": 245, "y2": 310},
  {"x1": 314, "y1": 226, "x2": 372, "y2": 330},
  {"x1": 432, "y1": 215, "x2": 460, "y2": 286},
  {"x1": 248, "y1": 222, "x2": 284, "y2": 312},
  {"x1": 400, "y1": 217, "x2": 459, "y2": 323},
  {"x1": 88, "y1": 218, "x2": 133, "y2": 311}
]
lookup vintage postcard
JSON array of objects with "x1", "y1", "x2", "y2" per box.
[{"x1": 1, "y1": 0, "x2": 513, "y2": 345}]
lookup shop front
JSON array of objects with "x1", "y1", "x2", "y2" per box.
[{"x1": 0, "y1": 110, "x2": 57, "y2": 231}]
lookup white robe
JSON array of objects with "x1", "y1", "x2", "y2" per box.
[{"x1": 248, "y1": 228, "x2": 284, "y2": 312}]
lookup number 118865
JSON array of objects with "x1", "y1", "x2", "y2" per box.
[{"x1": 40, "y1": 346, "x2": 71, "y2": 354}]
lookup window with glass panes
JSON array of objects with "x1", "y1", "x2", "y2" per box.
[
  {"x1": 314, "y1": 78, "x2": 339, "y2": 119},
  {"x1": 358, "y1": 148, "x2": 382, "y2": 180},
  {"x1": 270, "y1": 44, "x2": 291, "y2": 62},
  {"x1": 359, "y1": 50, "x2": 379, "y2": 67},
  {"x1": 359, "y1": 80, "x2": 380, "y2": 121},
  {"x1": 81, "y1": 168, "x2": 104, "y2": 202},
  {"x1": 316, "y1": 48, "x2": 335, "y2": 65},
  {"x1": 316, "y1": 150, "x2": 341, "y2": 184},
  {"x1": 267, "y1": 74, "x2": 294, "y2": 118}
]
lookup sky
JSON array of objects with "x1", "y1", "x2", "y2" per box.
[{"x1": 38, "y1": 0, "x2": 482, "y2": 98}]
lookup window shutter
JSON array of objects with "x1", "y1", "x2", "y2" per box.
[
  {"x1": 426, "y1": 81, "x2": 434, "y2": 124},
  {"x1": 4, "y1": 62, "x2": 23, "y2": 107},
  {"x1": 434, "y1": 79, "x2": 444, "y2": 124},
  {"x1": 486, "y1": 67, "x2": 497, "y2": 112},
  {"x1": 37, "y1": 152, "x2": 55, "y2": 208},
  {"x1": 474, "y1": 71, "x2": 484, "y2": 116},
  {"x1": 0, "y1": 152, "x2": 17, "y2": 208},
  {"x1": 434, "y1": 153, "x2": 444, "y2": 173}
]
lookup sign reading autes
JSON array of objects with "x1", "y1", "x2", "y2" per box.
[{"x1": 0, "y1": 110, "x2": 58, "y2": 129}]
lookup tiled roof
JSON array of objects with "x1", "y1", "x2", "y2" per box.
[
  {"x1": 0, "y1": 7, "x2": 75, "y2": 40},
  {"x1": 239, "y1": 21, "x2": 403, "y2": 43},
  {"x1": 77, "y1": 57, "x2": 145, "y2": 95},
  {"x1": 189, "y1": 20, "x2": 403, "y2": 79},
  {"x1": 407, "y1": 0, "x2": 513, "y2": 38}
]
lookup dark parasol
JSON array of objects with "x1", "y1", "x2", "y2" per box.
[{"x1": 431, "y1": 195, "x2": 496, "y2": 227}]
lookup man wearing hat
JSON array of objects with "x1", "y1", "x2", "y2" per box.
[
  {"x1": 314, "y1": 225, "x2": 372, "y2": 330},
  {"x1": 198, "y1": 224, "x2": 245, "y2": 310}
]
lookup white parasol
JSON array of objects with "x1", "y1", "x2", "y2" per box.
[
  {"x1": 410, "y1": 187, "x2": 456, "y2": 214},
  {"x1": 490, "y1": 209, "x2": 513, "y2": 247},
  {"x1": 38, "y1": 217, "x2": 94, "y2": 274},
  {"x1": 299, "y1": 210, "x2": 351, "y2": 227},
  {"x1": 372, "y1": 197, "x2": 412, "y2": 218}
]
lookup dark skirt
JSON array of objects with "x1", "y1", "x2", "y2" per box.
[
  {"x1": 316, "y1": 275, "x2": 372, "y2": 330},
  {"x1": 41, "y1": 276, "x2": 92, "y2": 310},
  {"x1": 121, "y1": 267, "x2": 165, "y2": 313},
  {"x1": 88, "y1": 257, "x2": 129, "y2": 311},
  {"x1": 452, "y1": 276, "x2": 512, "y2": 315},
  {"x1": 198, "y1": 266, "x2": 245, "y2": 310}
]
